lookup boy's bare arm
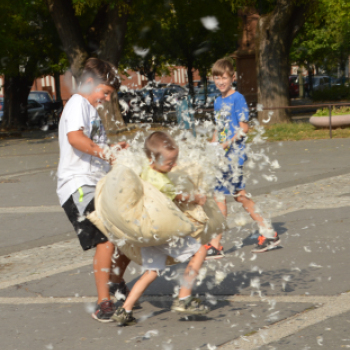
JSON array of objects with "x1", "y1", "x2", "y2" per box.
[
  {"x1": 211, "y1": 130, "x2": 218, "y2": 142},
  {"x1": 68, "y1": 131, "x2": 128, "y2": 162},
  {"x1": 175, "y1": 193, "x2": 207, "y2": 206},
  {"x1": 221, "y1": 121, "x2": 248, "y2": 150},
  {"x1": 68, "y1": 130, "x2": 106, "y2": 158}
]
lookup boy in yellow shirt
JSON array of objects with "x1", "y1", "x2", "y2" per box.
[{"x1": 112, "y1": 131, "x2": 209, "y2": 326}]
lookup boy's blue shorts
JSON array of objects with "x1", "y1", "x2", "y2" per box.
[{"x1": 215, "y1": 166, "x2": 245, "y2": 195}]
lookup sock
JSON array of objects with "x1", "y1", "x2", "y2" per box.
[
  {"x1": 125, "y1": 309, "x2": 132, "y2": 313},
  {"x1": 179, "y1": 295, "x2": 191, "y2": 301}
]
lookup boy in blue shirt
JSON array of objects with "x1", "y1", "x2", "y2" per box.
[{"x1": 206, "y1": 58, "x2": 280, "y2": 256}]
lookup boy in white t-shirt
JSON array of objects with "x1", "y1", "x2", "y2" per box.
[{"x1": 57, "y1": 58, "x2": 130, "y2": 322}]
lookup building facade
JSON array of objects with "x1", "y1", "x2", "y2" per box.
[{"x1": 0, "y1": 66, "x2": 201, "y2": 102}]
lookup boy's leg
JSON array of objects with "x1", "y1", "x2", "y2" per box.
[
  {"x1": 235, "y1": 189, "x2": 274, "y2": 238},
  {"x1": 94, "y1": 240, "x2": 115, "y2": 303},
  {"x1": 113, "y1": 244, "x2": 166, "y2": 325},
  {"x1": 62, "y1": 195, "x2": 131, "y2": 321},
  {"x1": 110, "y1": 251, "x2": 130, "y2": 284},
  {"x1": 172, "y1": 245, "x2": 209, "y2": 315},
  {"x1": 91, "y1": 241, "x2": 118, "y2": 323},
  {"x1": 209, "y1": 197, "x2": 226, "y2": 250},
  {"x1": 112, "y1": 270, "x2": 158, "y2": 325},
  {"x1": 108, "y1": 250, "x2": 134, "y2": 301},
  {"x1": 235, "y1": 189, "x2": 264, "y2": 226},
  {"x1": 235, "y1": 190, "x2": 280, "y2": 252},
  {"x1": 178, "y1": 245, "x2": 207, "y2": 298},
  {"x1": 123, "y1": 270, "x2": 158, "y2": 311}
]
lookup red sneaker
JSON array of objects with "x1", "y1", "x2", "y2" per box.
[
  {"x1": 204, "y1": 243, "x2": 225, "y2": 260},
  {"x1": 251, "y1": 233, "x2": 281, "y2": 253},
  {"x1": 91, "y1": 299, "x2": 116, "y2": 323}
]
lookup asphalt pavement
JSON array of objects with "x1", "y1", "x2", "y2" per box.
[{"x1": 1, "y1": 129, "x2": 350, "y2": 350}]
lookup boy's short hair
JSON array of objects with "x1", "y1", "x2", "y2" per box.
[
  {"x1": 212, "y1": 58, "x2": 235, "y2": 77},
  {"x1": 144, "y1": 131, "x2": 178, "y2": 161},
  {"x1": 80, "y1": 58, "x2": 120, "y2": 90}
]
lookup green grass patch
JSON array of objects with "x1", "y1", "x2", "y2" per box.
[
  {"x1": 254, "y1": 122, "x2": 350, "y2": 141},
  {"x1": 112, "y1": 122, "x2": 350, "y2": 143}
]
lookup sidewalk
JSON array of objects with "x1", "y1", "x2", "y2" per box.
[{"x1": 1, "y1": 135, "x2": 350, "y2": 349}]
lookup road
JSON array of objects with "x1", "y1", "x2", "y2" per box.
[{"x1": 1, "y1": 129, "x2": 350, "y2": 349}]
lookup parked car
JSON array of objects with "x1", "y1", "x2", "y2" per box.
[
  {"x1": 289, "y1": 75, "x2": 310, "y2": 98},
  {"x1": 0, "y1": 96, "x2": 3, "y2": 124},
  {"x1": 331, "y1": 77, "x2": 349, "y2": 87},
  {"x1": 185, "y1": 80, "x2": 202, "y2": 89},
  {"x1": 27, "y1": 100, "x2": 48, "y2": 126},
  {"x1": 139, "y1": 84, "x2": 187, "y2": 121},
  {"x1": 118, "y1": 89, "x2": 145, "y2": 123},
  {"x1": 28, "y1": 91, "x2": 63, "y2": 124},
  {"x1": 193, "y1": 83, "x2": 220, "y2": 108},
  {"x1": 311, "y1": 76, "x2": 331, "y2": 92}
]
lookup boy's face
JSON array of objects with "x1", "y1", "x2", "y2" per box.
[
  {"x1": 152, "y1": 149, "x2": 179, "y2": 173},
  {"x1": 214, "y1": 72, "x2": 234, "y2": 96},
  {"x1": 83, "y1": 79, "x2": 115, "y2": 108}
]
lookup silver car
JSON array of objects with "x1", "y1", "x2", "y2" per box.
[
  {"x1": 312, "y1": 76, "x2": 331, "y2": 91},
  {"x1": 27, "y1": 100, "x2": 47, "y2": 126},
  {"x1": 0, "y1": 97, "x2": 3, "y2": 124}
]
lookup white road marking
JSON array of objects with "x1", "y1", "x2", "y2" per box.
[
  {"x1": 0, "y1": 291, "x2": 347, "y2": 350},
  {"x1": 0, "y1": 206, "x2": 62, "y2": 213},
  {"x1": 0, "y1": 294, "x2": 335, "y2": 305},
  {"x1": 220, "y1": 292, "x2": 350, "y2": 350},
  {"x1": 0, "y1": 260, "x2": 90, "y2": 290},
  {"x1": 0, "y1": 166, "x2": 56, "y2": 179}
]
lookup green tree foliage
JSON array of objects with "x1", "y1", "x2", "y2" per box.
[
  {"x1": 45, "y1": 0, "x2": 132, "y2": 129},
  {"x1": 0, "y1": 0, "x2": 68, "y2": 128},
  {"x1": 45, "y1": 0, "x2": 132, "y2": 76},
  {"x1": 118, "y1": 0, "x2": 171, "y2": 83},
  {"x1": 120, "y1": 0, "x2": 238, "y2": 94},
  {"x1": 165, "y1": 0, "x2": 238, "y2": 91},
  {"x1": 291, "y1": 0, "x2": 350, "y2": 76}
]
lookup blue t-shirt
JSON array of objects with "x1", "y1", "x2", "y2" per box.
[{"x1": 214, "y1": 91, "x2": 249, "y2": 166}]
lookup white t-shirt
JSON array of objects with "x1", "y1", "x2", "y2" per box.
[{"x1": 56, "y1": 94, "x2": 110, "y2": 206}]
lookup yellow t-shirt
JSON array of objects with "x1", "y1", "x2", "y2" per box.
[{"x1": 140, "y1": 165, "x2": 176, "y2": 200}]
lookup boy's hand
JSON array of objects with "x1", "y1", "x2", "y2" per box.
[
  {"x1": 111, "y1": 141, "x2": 129, "y2": 150},
  {"x1": 221, "y1": 140, "x2": 230, "y2": 150},
  {"x1": 109, "y1": 154, "x2": 117, "y2": 165},
  {"x1": 194, "y1": 194, "x2": 207, "y2": 206}
]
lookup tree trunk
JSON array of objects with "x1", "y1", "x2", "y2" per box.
[
  {"x1": 98, "y1": 91, "x2": 125, "y2": 132},
  {"x1": 46, "y1": 0, "x2": 130, "y2": 131},
  {"x1": 98, "y1": 4, "x2": 130, "y2": 66},
  {"x1": 2, "y1": 75, "x2": 33, "y2": 130},
  {"x1": 187, "y1": 62, "x2": 194, "y2": 98},
  {"x1": 256, "y1": 1, "x2": 310, "y2": 124},
  {"x1": 54, "y1": 72, "x2": 62, "y2": 102},
  {"x1": 45, "y1": 0, "x2": 88, "y2": 77}
]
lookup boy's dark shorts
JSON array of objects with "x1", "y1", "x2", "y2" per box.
[{"x1": 62, "y1": 196, "x2": 108, "y2": 251}]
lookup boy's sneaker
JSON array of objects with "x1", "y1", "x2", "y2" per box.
[
  {"x1": 251, "y1": 233, "x2": 281, "y2": 253},
  {"x1": 112, "y1": 307, "x2": 137, "y2": 326},
  {"x1": 205, "y1": 243, "x2": 225, "y2": 260},
  {"x1": 171, "y1": 296, "x2": 210, "y2": 315},
  {"x1": 91, "y1": 299, "x2": 116, "y2": 323}
]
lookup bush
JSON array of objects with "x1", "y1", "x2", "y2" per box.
[{"x1": 312, "y1": 85, "x2": 350, "y2": 102}]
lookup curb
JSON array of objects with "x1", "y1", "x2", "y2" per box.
[
  {"x1": 107, "y1": 123, "x2": 167, "y2": 135},
  {"x1": 0, "y1": 131, "x2": 22, "y2": 138}
]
